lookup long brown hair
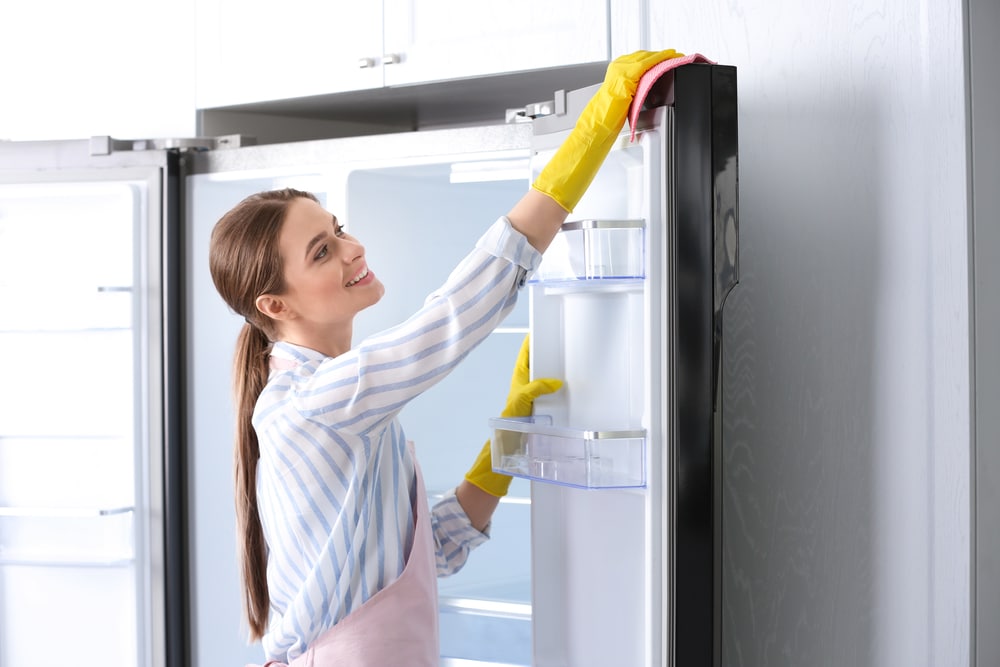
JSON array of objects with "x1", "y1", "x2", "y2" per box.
[{"x1": 208, "y1": 187, "x2": 319, "y2": 640}]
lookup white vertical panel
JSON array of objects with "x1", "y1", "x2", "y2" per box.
[{"x1": 648, "y1": 0, "x2": 971, "y2": 665}]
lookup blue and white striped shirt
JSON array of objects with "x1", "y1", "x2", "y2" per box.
[{"x1": 253, "y1": 217, "x2": 541, "y2": 662}]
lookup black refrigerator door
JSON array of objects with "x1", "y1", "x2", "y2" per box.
[{"x1": 669, "y1": 63, "x2": 739, "y2": 667}]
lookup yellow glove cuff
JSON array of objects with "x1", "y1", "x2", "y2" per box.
[
  {"x1": 532, "y1": 49, "x2": 683, "y2": 213},
  {"x1": 465, "y1": 335, "x2": 564, "y2": 498},
  {"x1": 502, "y1": 378, "x2": 563, "y2": 417},
  {"x1": 464, "y1": 439, "x2": 512, "y2": 497}
]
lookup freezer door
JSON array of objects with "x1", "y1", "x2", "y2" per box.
[{"x1": 0, "y1": 143, "x2": 176, "y2": 667}]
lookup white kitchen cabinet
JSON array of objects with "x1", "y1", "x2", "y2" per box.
[
  {"x1": 194, "y1": 0, "x2": 383, "y2": 109},
  {"x1": 0, "y1": 0, "x2": 196, "y2": 140},
  {"x1": 195, "y1": 0, "x2": 610, "y2": 109},
  {"x1": 381, "y1": 0, "x2": 609, "y2": 86}
]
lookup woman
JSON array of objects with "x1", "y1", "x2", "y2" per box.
[{"x1": 209, "y1": 49, "x2": 683, "y2": 666}]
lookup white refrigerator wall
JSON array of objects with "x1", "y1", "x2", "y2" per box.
[{"x1": 648, "y1": 1, "x2": 972, "y2": 665}]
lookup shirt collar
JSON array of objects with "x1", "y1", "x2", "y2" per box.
[{"x1": 269, "y1": 340, "x2": 328, "y2": 369}]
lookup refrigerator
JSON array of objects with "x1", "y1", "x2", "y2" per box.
[{"x1": 0, "y1": 62, "x2": 736, "y2": 667}]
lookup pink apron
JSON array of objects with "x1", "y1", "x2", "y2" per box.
[{"x1": 249, "y1": 450, "x2": 440, "y2": 667}]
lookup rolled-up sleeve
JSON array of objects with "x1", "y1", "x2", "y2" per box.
[{"x1": 430, "y1": 490, "x2": 491, "y2": 576}]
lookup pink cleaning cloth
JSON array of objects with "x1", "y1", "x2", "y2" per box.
[{"x1": 628, "y1": 53, "x2": 716, "y2": 141}]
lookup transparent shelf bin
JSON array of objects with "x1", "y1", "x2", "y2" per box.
[
  {"x1": 489, "y1": 416, "x2": 646, "y2": 489},
  {"x1": 528, "y1": 219, "x2": 645, "y2": 285}
]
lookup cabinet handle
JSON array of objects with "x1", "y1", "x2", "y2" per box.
[
  {"x1": 381, "y1": 53, "x2": 401, "y2": 65},
  {"x1": 358, "y1": 57, "x2": 376, "y2": 69}
]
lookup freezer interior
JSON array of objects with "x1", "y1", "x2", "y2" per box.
[{"x1": 0, "y1": 179, "x2": 153, "y2": 667}]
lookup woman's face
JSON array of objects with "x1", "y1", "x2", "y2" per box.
[{"x1": 272, "y1": 197, "x2": 384, "y2": 332}]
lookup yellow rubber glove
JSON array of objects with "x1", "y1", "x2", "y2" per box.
[
  {"x1": 464, "y1": 335, "x2": 563, "y2": 497},
  {"x1": 531, "y1": 49, "x2": 684, "y2": 212}
]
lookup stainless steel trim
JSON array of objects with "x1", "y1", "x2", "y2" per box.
[
  {"x1": 186, "y1": 122, "x2": 532, "y2": 176},
  {"x1": 490, "y1": 418, "x2": 646, "y2": 441},
  {"x1": 561, "y1": 218, "x2": 646, "y2": 231},
  {"x1": 88, "y1": 135, "x2": 250, "y2": 157}
]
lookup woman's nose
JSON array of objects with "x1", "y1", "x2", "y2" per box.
[{"x1": 339, "y1": 237, "x2": 364, "y2": 261}]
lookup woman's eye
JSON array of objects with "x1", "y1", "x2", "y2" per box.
[{"x1": 315, "y1": 244, "x2": 328, "y2": 260}]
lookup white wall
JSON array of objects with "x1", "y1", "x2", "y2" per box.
[
  {"x1": 5, "y1": 1, "x2": 989, "y2": 664},
  {"x1": 648, "y1": 1, "x2": 973, "y2": 665},
  {"x1": 0, "y1": 0, "x2": 197, "y2": 140}
]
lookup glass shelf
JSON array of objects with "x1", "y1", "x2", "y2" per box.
[
  {"x1": 528, "y1": 219, "x2": 645, "y2": 287},
  {"x1": 0, "y1": 505, "x2": 134, "y2": 518},
  {"x1": 0, "y1": 505, "x2": 135, "y2": 567},
  {"x1": 0, "y1": 554, "x2": 135, "y2": 568},
  {"x1": 489, "y1": 416, "x2": 646, "y2": 489}
]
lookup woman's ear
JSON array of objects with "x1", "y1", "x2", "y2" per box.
[{"x1": 255, "y1": 294, "x2": 293, "y2": 321}]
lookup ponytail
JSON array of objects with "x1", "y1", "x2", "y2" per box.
[
  {"x1": 207, "y1": 187, "x2": 319, "y2": 640},
  {"x1": 233, "y1": 321, "x2": 273, "y2": 640}
]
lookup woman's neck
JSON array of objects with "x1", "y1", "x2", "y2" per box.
[{"x1": 278, "y1": 322, "x2": 353, "y2": 358}]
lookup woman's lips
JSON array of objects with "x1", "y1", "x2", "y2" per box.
[{"x1": 345, "y1": 266, "x2": 372, "y2": 287}]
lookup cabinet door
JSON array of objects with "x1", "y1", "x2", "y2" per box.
[
  {"x1": 382, "y1": 0, "x2": 610, "y2": 86},
  {"x1": 195, "y1": 0, "x2": 383, "y2": 108}
]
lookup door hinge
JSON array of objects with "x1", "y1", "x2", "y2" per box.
[
  {"x1": 505, "y1": 90, "x2": 567, "y2": 124},
  {"x1": 88, "y1": 134, "x2": 253, "y2": 156}
]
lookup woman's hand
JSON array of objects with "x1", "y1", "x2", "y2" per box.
[{"x1": 463, "y1": 335, "x2": 562, "y2": 498}]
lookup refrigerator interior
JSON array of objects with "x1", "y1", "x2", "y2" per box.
[
  {"x1": 0, "y1": 176, "x2": 160, "y2": 667},
  {"x1": 185, "y1": 134, "x2": 542, "y2": 666}
]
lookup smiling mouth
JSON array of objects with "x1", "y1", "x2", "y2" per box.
[{"x1": 345, "y1": 267, "x2": 369, "y2": 287}]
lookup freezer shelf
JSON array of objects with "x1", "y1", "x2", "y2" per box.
[
  {"x1": 0, "y1": 506, "x2": 135, "y2": 567},
  {"x1": 489, "y1": 417, "x2": 646, "y2": 489},
  {"x1": 528, "y1": 219, "x2": 645, "y2": 286}
]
